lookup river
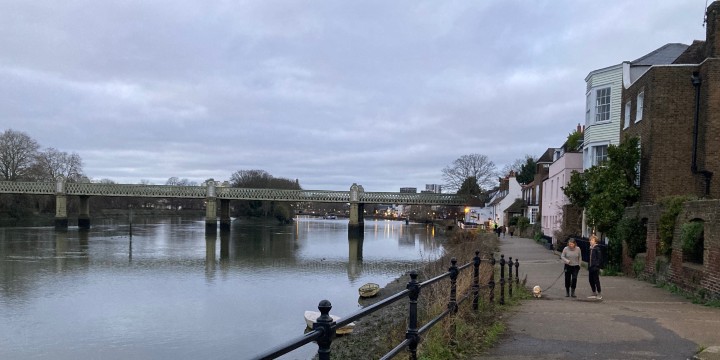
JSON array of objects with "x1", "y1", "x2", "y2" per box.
[{"x1": 0, "y1": 216, "x2": 446, "y2": 359}]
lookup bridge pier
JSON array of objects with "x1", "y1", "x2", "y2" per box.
[
  {"x1": 219, "y1": 199, "x2": 231, "y2": 231},
  {"x1": 348, "y1": 183, "x2": 365, "y2": 235},
  {"x1": 55, "y1": 179, "x2": 68, "y2": 230},
  {"x1": 205, "y1": 181, "x2": 225, "y2": 234},
  {"x1": 78, "y1": 195, "x2": 90, "y2": 229},
  {"x1": 205, "y1": 197, "x2": 217, "y2": 233}
]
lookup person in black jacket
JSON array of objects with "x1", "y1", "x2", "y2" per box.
[{"x1": 588, "y1": 234, "x2": 602, "y2": 299}]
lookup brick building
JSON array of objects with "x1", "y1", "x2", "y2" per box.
[
  {"x1": 620, "y1": 1, "x2": 720, "y2": 299},
  {"x1": 621, "y1": 1, "x2": 720, "y2": 202}
]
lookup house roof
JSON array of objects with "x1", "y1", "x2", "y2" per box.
[
  {"x1": 631, "y1": 43, "x2": 689, "y2": 65},
  {"x1": 505, "y1": 199, "x2": 526, "y2": 213},
  {"x1": 488, "y1": 193, "x2": 506, "y2": 206},
  {"x1": 537, "y1": 148, "x2": 556, "y2": 164}
]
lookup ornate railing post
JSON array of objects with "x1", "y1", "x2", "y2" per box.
[
  {"x1": 508, "y1": 256, "x2": 513, "y2": 298},
  {"x1": 448, "y1": 258, "x2": 458, "y2": 314},
  {"x1": 515, "y1": 259, "x2": 520, "y2": 286},
  {"x1": 313, "y1": 300, "x2": 335, "y2": 360},
  {"x1": 499, "y1": 254, "x2": 506, "y2": 305},
  {"x1": 406, "y1": 271, "x2": 420, "y2": 360},
  {"x1": 489, "y1": 254, "x2": 496, "y2": 304},
  {"x1": 472, "y1": 251, "x2": 480, "y2": 310}
]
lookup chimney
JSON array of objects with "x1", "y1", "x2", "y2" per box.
[
  {"x1": 706, "y1": 0, "x2": 720, "y2": 58},
  {"x1": 576, "y1": 123, "x2": 581, "y2": 133}
]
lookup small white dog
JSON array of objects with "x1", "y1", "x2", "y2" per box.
[{"x1": 532, "y1": 285, "x2": 542, "y2": 298}]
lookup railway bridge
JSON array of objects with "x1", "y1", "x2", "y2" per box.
[{"x1": 0, "y1": 180, "x2": 466, "y2": 233}]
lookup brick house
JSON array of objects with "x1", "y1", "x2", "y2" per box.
[
  {"x1": 520, "y1": 148, "x2": 554, "y2": 226},
  {"x1": 620, "y1": 1, "x2": 720, "y2": 298}
]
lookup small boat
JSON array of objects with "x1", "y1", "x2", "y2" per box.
[
  {"x1": 358, "y1": 282, "x2": 380, "y2": 298},
  {"x1": 304, "y1": 311, "x2": 355, "y2": 335}
]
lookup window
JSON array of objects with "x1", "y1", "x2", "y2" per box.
[
  {"x1": 636, "y1": 92, "x2": 644, "y2": 122},
  {"x1": 595, "y1": 88, "x2": 611, "y2": 122},
  {"x1": 624, "y1": 101, "x2": 631, "y2": 129},
  {"x1": 530, "y1": 208, "x2": 538, "y2": 224},
  {"x1": 593, "y1": 145, "x2": 608, "y2": 166}
]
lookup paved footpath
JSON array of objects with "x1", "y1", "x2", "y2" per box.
[{"x1": 472, "y1": 236, "x2": 720, "y2": 360}]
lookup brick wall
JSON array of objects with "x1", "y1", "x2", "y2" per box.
[{"x1": 623, "y1": 201, "x2": 720, "y2": 298}]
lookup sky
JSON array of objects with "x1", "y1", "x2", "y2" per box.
[{"x1": 0, "y1": 0, "x2": 711, "y2": 192}]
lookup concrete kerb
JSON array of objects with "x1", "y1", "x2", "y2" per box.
[{"x1": 473, "y1": 235, "x2": 720, "y2": 360}]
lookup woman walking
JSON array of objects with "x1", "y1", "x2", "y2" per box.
[
  {"x1": 588, "y1": 234, "x2": 603, "y2": 299},
  {"x1": 561, "y1": 238, "x2": 581, "y2": 297}
]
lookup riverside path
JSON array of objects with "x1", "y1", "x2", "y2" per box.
[{"x1": 473, "y1": 235, "x2": 720, "y2": 360}]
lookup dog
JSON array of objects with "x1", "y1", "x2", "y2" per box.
[{"x1": 532, "y1": 285, "x2": 542, "y2": 298}]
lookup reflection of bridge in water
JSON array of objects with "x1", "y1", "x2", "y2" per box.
[{"x1": 0, "y1": 180, "x2": 465, "y2": 234}]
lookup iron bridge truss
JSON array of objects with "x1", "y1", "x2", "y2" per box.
[{"x1": 0, "y1": 181, "x2": 465, "y2": 205}]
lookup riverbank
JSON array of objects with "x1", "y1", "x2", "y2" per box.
[{"x1": 321, "y1": 229, "x2": 508, "y2": 359}]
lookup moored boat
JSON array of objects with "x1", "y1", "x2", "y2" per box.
[
  {"x1": 358, "y1": 282, "x2": 380, "y2": 298},
  {"x1": 304, "y1": 311, "x2": 355, "y2": 335}
]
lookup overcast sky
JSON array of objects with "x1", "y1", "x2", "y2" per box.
[{"x1": 0, "y1": 0, "x2": 710, "y2": 192}]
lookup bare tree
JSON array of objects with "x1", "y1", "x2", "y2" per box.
[
  {"x1": 0, "y1": 129, "x2": 40, "y2": 181},
  {"x1": 31, "y1": 147, "x2": 84, "y2": 182},
  {"x1": 441, "y1": 153, "x2": 498, "y2": 192}
]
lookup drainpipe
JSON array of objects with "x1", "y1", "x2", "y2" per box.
[{"x1": 690, "y1": 72, "x2": 713, "y2": 196}]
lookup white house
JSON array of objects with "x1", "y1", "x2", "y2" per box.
[{"x1": 486, "y1": 172, "x2": 522, "y2": 226}]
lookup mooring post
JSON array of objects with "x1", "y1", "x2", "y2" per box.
[
  {"x1": 314, "y1": 300, "x2": 335, "y2": 360},
  {"x1": 499, "y1": 254, "x2": 506, "y2": 305},
  {"x1": 406, "y1": 271, "x2": 420, "y2": 360},
  {"x1": 489, "y1": 253, "x2": 496, "y2": 304},
  {"x1": 472, "y1": 250, "x2": 480, "y2": 310},
  {"x1": 508, "y1": 256, "x2": 513, "y2": 297},
  {"x1": 515, "y1": 259, "x2": 520, "y2": 286}
]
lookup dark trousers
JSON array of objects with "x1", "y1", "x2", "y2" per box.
[
  {"x1": 589, "y1": 267, "x2": 601, "y2": 293},
  {"x1": 564, "y1": 264, "x2": 580, "y2": 290}
]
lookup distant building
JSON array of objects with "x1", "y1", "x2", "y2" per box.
[
  {"x1": 400, "y1": 187, "x2": 417, "y2": 193},
  {"x1": 425, "y1": 184, "x2": 442, "y2": 193}
]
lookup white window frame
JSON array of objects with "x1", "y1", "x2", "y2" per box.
[
  {"x1": 624, "y1": 101, "x2": 632, "y2": 129},
  {"x1": 530, "y1": 208, "x2": 538, "y2": 224},
  {"x1": 636, "y1": 91, "x2": 644, "y2": 122},
  {"x1": 593, "y1": 144, "x2": 608, "y2": 166},
  {"x1": 594, "y1": 87, "x2": 611, "y2": 123}
]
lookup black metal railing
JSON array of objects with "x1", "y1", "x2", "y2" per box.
[{"x1": 251, "y1": 251, "x2": 522, "y2": 360}]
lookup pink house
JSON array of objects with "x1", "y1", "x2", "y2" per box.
[{"x1": 542, "y1": 129, "x2": 584, "y2": 247}]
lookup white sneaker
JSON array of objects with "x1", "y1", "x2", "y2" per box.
[{"x1": 596, "y1": 295, "x2": 602, "y2": 300}]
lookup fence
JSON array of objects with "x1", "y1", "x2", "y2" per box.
[{"x1": 251, "y1": 252, "x2": 522, "y2": 360}]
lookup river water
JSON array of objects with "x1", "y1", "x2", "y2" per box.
[{"x1": 0, "y1": 216, "x2": 446, "y2": 359}]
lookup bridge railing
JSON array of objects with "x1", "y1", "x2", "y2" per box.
[
  {"x1": 250, "y1": 252, "x2": 522, "y2": 360},
  {"x1": 0, "y1": 180, "x2": 466, "y2": 205}
]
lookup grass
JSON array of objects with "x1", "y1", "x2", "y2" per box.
[
  {"x1": 410, "y1": 230, "x2": 531, "y2": 359},
  {"x1": 654, "y1": 281, "x2": 720, "y2": 308}
]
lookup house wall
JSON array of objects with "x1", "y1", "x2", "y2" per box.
[
  {"x1": 493, "y1": 176, "x2": 522, "y2": 226},
  {"x1": 621, "y1": 59, "x2": 720, "y2": 202},
  {"x1": 584, "y1": 65, "x2": 623, "y2": 169},
  {"x1": 542, "y1": 152, "x2": 583, "y2": 244}
]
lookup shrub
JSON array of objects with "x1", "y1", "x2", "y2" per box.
[
  {"x1": 680, "y1": 221, "x2": 704, "y2": 263},
  {"x1": 657, "y1": 196, "x2": 693, "y2": 256},
  {"x1": 612, "y1": 217, "x2": 646, "y2": 258}
]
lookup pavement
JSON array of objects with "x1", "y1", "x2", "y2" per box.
[{"x1": 472, "y1": 235, "x2": 720, "y2": 360}]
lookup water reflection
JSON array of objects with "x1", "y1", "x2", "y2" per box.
[{"x1": 0, "y1": 217, "x2": 445, "y2": 360}]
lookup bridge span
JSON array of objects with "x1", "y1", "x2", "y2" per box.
[{"x1": 0, "y1": 180, "x2": 465, "y2": 233}]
